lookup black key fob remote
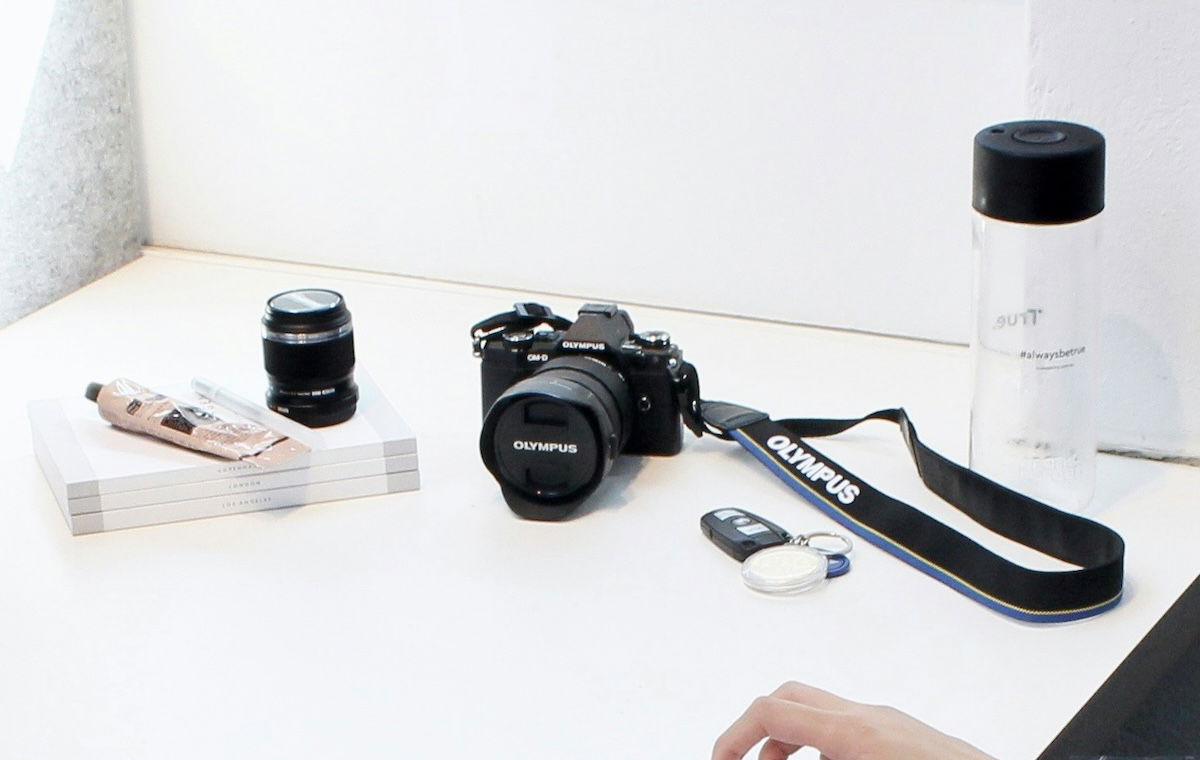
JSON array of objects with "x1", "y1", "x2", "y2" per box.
[{"x1": 701, "y1": 508, "x2": 792, "y2": 562}]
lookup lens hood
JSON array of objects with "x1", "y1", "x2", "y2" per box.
[{"x1": 480, "y1": 356, "x2": 632, "y2": 520}]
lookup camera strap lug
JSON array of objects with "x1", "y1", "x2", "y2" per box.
[{"x1": 675, "y1": 360, "x2": 722, "y2": 440}]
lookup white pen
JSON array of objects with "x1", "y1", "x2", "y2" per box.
[{"x1": 191, "y1": 377, "x2": 324, "y2": 450}]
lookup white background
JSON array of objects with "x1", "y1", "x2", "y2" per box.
[
  {"x1": 125, "y1": 0, "x2": 1199, "y2": 457},
  {"x1": 127, "y1": 0, "x2": 1025, "y2": 343}
]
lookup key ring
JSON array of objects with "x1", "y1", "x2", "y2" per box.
[
  {"x1": 741, "y1": 530, "x2": 854, "y2": 595},
  {"x1": 792, "y1": 531, "x2": 853, "y2": 556}
]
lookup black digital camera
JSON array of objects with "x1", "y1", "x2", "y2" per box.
[{"x1": 472, "y1": 303, "x2": 702, "y2": 520}]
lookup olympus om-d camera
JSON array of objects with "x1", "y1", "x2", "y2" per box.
[{"x1": 472, "y1": 303, "x2": 704, "y2": 520}]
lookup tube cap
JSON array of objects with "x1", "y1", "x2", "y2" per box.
[{"x1": 973, "y1": 120, "x2": 1105, "y2": 224}]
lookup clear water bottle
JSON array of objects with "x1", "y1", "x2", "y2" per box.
[{"x1": 970, "y1": 120, "x2": 1105, "y2": 512}]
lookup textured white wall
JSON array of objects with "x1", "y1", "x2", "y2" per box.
[
  {"x1": 0, "y1": 0, "x2": 141, "y2": 327},
  {"x1": 1029, "y1": 0, "x2": 1200, "y2": 460},
  {"x1": 128, "y1": 0, "x2": 1026, "y2": 344}
]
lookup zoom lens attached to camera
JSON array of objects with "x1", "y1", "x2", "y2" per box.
[
  {"x1": 473, "y1": 303, "x2": 705, "y2": 520},
  {"x1": 262, "y1": 288, "x2": 358, "y2": 427}
]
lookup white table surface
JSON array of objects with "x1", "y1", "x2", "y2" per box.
[{"x1": 2, "y1": 247, "x2": 1198, "y2": 759}]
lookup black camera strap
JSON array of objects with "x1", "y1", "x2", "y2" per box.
[
  {"x1": 470, "y1": 303, "x2": 574, "y2": 355},
  {"x1": 693, "y1": 397, "x2": 1125, "y2": 623}
]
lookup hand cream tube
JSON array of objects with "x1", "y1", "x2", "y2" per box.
[{"x1": 85, "y1": 378, "x2": 309, "y2": 467}]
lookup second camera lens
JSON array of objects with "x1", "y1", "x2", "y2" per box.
[{"x1": 262, "y1": 288, "x2": 358, "y2": 427}]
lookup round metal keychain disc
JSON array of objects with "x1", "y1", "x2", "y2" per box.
[{"x1": 741, "y1": 544, "x2": 829, "y2": 595}]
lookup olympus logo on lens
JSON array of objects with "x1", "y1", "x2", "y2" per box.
[
  {"x1": 512, "y1": 440, "x2": 580, "y2": 454},
  {"x1": 261, "y1": 288, "x2": 359, "y2": 427}
]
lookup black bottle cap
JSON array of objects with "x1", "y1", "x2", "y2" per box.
[
  {"x1": 973, "y1": 120, "x2": 1105, "y2": 224},
  {"x1": 84, "y1": 382, "x2": 103, "y2": 402}
]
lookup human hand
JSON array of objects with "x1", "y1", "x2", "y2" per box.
[{"x1": 711, "y1": 681, "x2": 997, "y2": 760}]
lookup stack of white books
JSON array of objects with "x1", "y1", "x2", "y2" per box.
[{"x1": 28, "y1": 373, "x2": 418, "y2": 534}]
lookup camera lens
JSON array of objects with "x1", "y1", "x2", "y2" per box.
[
  {"x1": 480, "y1": 356, "x2": 632, "y2": 520},
  {"x1": 262, "y1": 288, "x2": 358, "y2": 427}
]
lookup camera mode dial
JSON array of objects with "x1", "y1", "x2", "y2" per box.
[
  {"x1": 635, "y1": 330, "x2": 671, "y2": 348},
  {"x1": 502, "y1": 330, "x2": 535, "y2": 345}
]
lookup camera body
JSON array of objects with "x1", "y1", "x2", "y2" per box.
[
  {"x1": 475, "y1": 303, "x2": 694, "y2": 519},
  {"x1": 479, "y1": 303, "x2": 686, "y2": 456}
]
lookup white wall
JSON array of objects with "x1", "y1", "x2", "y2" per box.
[
  {"x1": 128, "y1": 0, "x2": 1025, "y2": 344},
  {"x1": 127, "y1": 0, "x2": 1200, "y2": 459},
  {"x1": 1029, "y1": 0, "x2": 1200, "y2": 460}
]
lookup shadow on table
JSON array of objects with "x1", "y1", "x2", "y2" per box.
[{"x1": 568, "y1": 456, "x2": 646, "y2": 519}]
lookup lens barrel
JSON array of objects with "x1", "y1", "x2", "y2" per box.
[
  {"x1": 262, "y1": 288, "x2": 358, "y2": 427},
  {"x1": 480, "y1": 356, "x2": 632, "y2": 520}
]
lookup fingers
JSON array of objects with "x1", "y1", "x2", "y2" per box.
[
  {"x1": 714, "y1": 681, "x2": 999, "y2": 760},
  {"x1": 767, "y1": 681, "x2": 854, "y2": 713},
  {"x1": 753, "y1": 683, "x2": 853, "y2": 760},
  {"x1": 758, "y1": 738, "x2": 802, "y2": 760},
  {"x1": 712, "y1": 695, "x2": 854, "y2": 760}
]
